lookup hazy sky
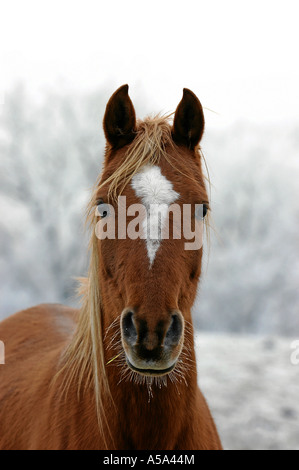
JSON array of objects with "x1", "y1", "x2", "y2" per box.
[{"x1": 1, "y1": 0, "x2": 299, "y2": 127}]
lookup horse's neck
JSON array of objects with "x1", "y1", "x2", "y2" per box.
[
  {"x1": 104, "y1": 346, "x2": 199, "y2": 449},
  {"x1": 53, "y1": 332, "x2": 207, "y2": 449}
]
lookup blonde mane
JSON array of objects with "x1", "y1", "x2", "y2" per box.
[
  {"x1": 56, "y1": 115, "x2": 210, "y2": 448},
  {"x1": 100, "y1": 114, "x2": 177, "y2": 202}
]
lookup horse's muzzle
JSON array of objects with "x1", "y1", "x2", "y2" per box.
[{"x1": 120, "y1": 308, "x2": 184, "y2": 376}]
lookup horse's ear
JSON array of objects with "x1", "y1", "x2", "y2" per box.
[
  {"x1": 103, "y1": 84, "x2": 136, "y2": 149},
  {"x1": 172, "y1": 88, "x2": 205, "y2": 149}
]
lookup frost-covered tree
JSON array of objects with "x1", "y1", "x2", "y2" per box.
[
  {"x1": 196, "y1": 121, "x2": 299, "y2": 335},
  {"x1": 0, "y1": 86, "x2": 106, "y2": 315}
]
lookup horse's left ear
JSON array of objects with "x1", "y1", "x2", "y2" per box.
[
  {"x1": 103, "y1": 84, "x2": 136, "y2": 149},
  {"x1": 172, "y1": 88, "x2": 205, "y2": 149}
]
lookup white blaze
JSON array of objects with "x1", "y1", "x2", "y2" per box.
[{"x1": 131, "y1": 165, "x2": 179, "y2": 266}]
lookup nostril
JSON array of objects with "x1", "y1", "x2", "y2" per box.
[
  {"x1": 122, "y1": 310, "x2": 137, "y2": 346},
  {"x1": 165, "y1": 313, "x2": 183, "y2": 346}
]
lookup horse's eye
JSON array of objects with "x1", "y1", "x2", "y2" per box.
[
  {"x1": 97, "y1": 200, "x2": 110, "y2": 218},
  {"x1": 202, "y1": 203, "x2": 209, "y2": 218},
  {"x1": 195, "y1": 203, "x2": 209, "y2": 220}
]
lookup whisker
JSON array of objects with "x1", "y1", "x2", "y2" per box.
[{"x1": 104, "y1": 316, "x2": 121, "y2": 340}]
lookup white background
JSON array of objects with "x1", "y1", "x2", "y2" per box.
[{"x1": 1, "y1": 0, "x2": 299, "y2": 126}]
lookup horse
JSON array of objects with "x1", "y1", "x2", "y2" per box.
[{"x1": 0, "y1": 85, "x2": 222, "y2": 450}]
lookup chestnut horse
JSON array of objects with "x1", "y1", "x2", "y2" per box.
[{"x1": 0, "y1": 85, "x2": 222, "y2": 450}]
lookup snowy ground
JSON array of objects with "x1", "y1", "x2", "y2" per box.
[{"x1": 195, "y1": 332, "x2": 299, "y2": 450}]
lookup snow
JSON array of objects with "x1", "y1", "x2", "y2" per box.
[{"x1": 196, "y1": 332, "x2": 299, "y2": 450}]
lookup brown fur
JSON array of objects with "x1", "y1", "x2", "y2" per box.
[{"x1": 0, "y1": 86, "x2": 222, "y2": 450}]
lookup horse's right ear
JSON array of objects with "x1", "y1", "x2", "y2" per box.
[{"x1": 103, "y1": 84, "x2": 136, "y2": 149}]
